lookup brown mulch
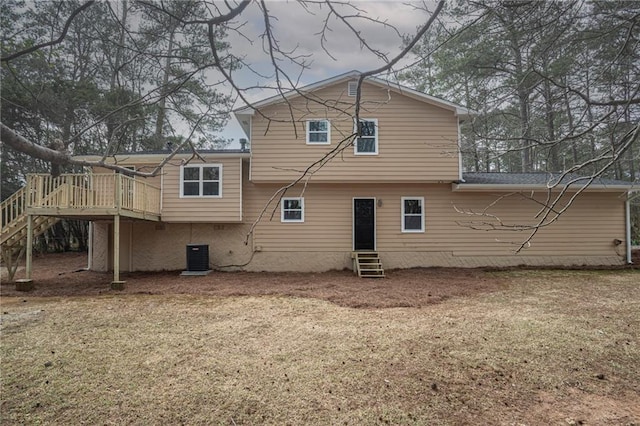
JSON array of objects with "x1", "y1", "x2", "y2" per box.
[{"x1": 1, "y1": 252, "x2": 508, "y2": 308}]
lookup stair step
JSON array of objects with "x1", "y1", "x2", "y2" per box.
[
  {"x1": 1, "y1": 215, "x2": 60, "y2": 248},
  {"x1": 361, "y1": 273, "x2": 385, "y2": 278},
  {"x1": 352, "y1": 251, "x2": 385, "y2": 278}
]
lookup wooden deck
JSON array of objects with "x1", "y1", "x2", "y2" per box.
[
  {"x1": 24, "y1": 173, "x2": 161, "y2": 221},
  {"x1": 2, "y1": 173, "x2": 161, "y2": 286}
]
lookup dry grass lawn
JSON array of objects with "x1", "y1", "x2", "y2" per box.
[{"x1": 1, "y1": 265, "x2": 639, "y2": 425}]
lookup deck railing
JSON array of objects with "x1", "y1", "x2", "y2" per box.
[
  {"x1": 1, "y1": 187, "x2": 26, "y2": 228},
  {"x1": 25, "y1": 174, "x2": 161, "y2": 216}
]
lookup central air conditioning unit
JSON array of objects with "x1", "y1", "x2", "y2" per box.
[{"x1": 186, "y1": 244, "x2": 209, "y2": 271}]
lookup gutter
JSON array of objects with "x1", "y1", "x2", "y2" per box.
[
  {"x1": 452, "y1": 183, "x2": 633, "y2": 192},
  {"x1": 74, "y1": 152, "x2": 251, "y2": 163}
]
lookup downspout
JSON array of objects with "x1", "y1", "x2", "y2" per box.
[
  {"x1": 87, "y1": 222, "x2": 93, "y2": 270},
  {"x1": 457, "y1": 118, "x2": 464, "y2": 182},
  {"x1": 626, "y1": 195, "x2": 631, "y2": 264},
  {"x1": 626, "y1": 191, "x2": 634, "y2": 264}
]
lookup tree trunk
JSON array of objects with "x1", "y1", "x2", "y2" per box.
[
  {"x1": 508, "y1": 26, "x2": 532, "y2": 172},
  {"x1": 106, "y1": 0, "x2": 128, "y2": 147},
  {"x1": 154, "y1": 28, "x2": 176, "y2": 150},
  {"x1": 543, "y1": 59, "x2": 559, "y2": 171}
]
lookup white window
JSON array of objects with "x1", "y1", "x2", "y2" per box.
[
  {"x1": 402, "y1": 197, "x2": 424, "y2": 232},
  {"x1": 281, "y1": 197, "x2": 304, "y2": 222},
  {"x1": 355, "y1": 119, "x2": 378, "y2": 155},
  {"x1": 306, "y1": 120, "x2": 330, "y2": 144},
  {"x1": 180, "y1": 164, "x2": 222, "y2": 197}
]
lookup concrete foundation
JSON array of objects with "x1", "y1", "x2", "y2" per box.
[{"x1": 89, "y1": 220, "x2": 625, "y2": 273}]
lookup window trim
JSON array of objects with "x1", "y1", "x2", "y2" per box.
[
  {"x1": 180, "y1": 163, "x2": 223, "y2": 198},
  {"x1": 281, "y1": 197, "x2": 304, "y2": 223},
  {"x1": 305, "y1": 119, "x2": 331, "y2": 145},
  {"x1": 354, "y1": 118, "x2": 378, "y2": 155},
  {"x1": 401, "y1": 196, "x2": 425, "y2": 233}
]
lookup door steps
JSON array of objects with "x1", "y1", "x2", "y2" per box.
[{"x1": 351, "y1": 251, "x2": 385, "y2": 278}]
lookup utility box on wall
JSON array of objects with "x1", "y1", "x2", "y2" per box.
[{"x1": 186, "y1": 244, "x2": 209, "y2": 271}]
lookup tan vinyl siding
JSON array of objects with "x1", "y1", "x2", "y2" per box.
[
  {"x1": 161, "y1": 158, "x2": 242, "y2": 222},
  {"x1": 92, "y1": 174, "x2": 627, "y2": 272},
  {"x1": 250, "y1": 81, "x2": 460, "y2": 183},
  {"x1": 245, "y1": 182, "x2": 626, "y2": 259},
  {"x1": 91, "y1": 164, "x2": 162, "y2": 188},
  {"x1": 393, "y1": 186, "x2": 625, "y2": 257}
]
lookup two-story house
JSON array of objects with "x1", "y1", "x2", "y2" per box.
[{"x1": 2, "y1": 71, "x2": 633, "y2": 287}]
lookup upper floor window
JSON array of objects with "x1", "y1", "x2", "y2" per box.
[
  {"x1": 181, "y1": 164, "x2": 222, "y2": 197},
  {"x1": 401, "y1": 197, "x2": 424, "y2": 232},
  {"x1": 281, "y1": 197, "x2": 304, "y2": 222},
  {"x1": 306, "y1": 120, "x2": 330, "y2": 144},
  {"x1": 355, "y1": 119, "x2": 378, "y2": 155}
]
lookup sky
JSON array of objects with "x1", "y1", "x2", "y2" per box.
[{"x1": 217, "y1": 1, "x2": 438, "y2": 145}]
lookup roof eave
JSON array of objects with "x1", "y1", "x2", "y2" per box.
[
  {"x1": 232, "y1": 70, "x2": 475, "y2": 118},
  {"x1": 364, "y1": 77, "x2": 478, "y2": 118},
  {"x1": 232, "y1": 70, "x2": 362, "y2": 115},
  {"x1": 452, "y1": 183, "x2": 633, "y2": 192},
  {"x1": 74, "y1": 152, "x2": 251, "y2": 164}
]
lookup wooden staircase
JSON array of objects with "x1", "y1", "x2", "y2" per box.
[
  {"x1": 1, "y1": 187, "x2": 59, "y2": 281},
  {"x1": 352, "y1": 251, "x2": 385, "y2": 278}
]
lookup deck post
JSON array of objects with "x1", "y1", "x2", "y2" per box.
[
  {"x1": 25, "y1": 214, "x2": 33, "y2": 279},
  {"x1": 115, "y1": 173, "x2": 122, "y2": 213},
  {"x1": 16, "y1": 214, "x2": 35, "y2": 291},
  {"x1": 34, "y1": 175, "x2": 42, "y2": 207},
  {"x1": 66, "y1": 176, "x2": 72, "y2": 207},
  {"x1": 111, "y1": 214, "x2": 125, "y2": 290}
]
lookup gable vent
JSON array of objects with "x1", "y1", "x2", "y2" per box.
[{"x1": 347, "y1": 81, "x2": 358, "y2": 97}]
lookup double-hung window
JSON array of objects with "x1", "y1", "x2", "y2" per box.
[
  {"x1": 355, "y1": 119, "x2": 378, "y2": 155},
  {"x1": 401, "y1": 197, "x2": 424, "y2": 232},
  {"x1": 306, "y1": 120, "x2": 330, "y2": 144},
  {"x1": 181, "y1": 164, "x2": 222, "y2": 197},
  {"x1": 281, "y1": 197, "x2": 304, "y2": 222}
]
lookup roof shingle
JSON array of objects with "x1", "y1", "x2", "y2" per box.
[{"x1": 461, "y1": 172, "x2": 634, "y2": 187}]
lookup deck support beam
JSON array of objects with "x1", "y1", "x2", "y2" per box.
[
  {"x1": 111, "y1": 214, "x2": 125, "y2": 290},
  {"x1": 26, "y1": 214, "x2": 33, "y2": 279}
]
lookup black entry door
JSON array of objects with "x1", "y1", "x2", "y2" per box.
[{"x1": 353, "y1": 198, "x2": 375, "y2": 250}]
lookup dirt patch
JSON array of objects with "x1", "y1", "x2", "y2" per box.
[
  {"x1": 529, "y1": 389, "x2": 640, "y2": 425},
  {"x1": 1, "y1": 252, "x2": 508, "y2": 308}
]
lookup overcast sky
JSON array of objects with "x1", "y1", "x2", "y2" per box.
[{"x1": 219, "y1": 1, "x2": 437, "y2": 143}]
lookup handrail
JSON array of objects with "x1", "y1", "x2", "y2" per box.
[
  {"x1": 118, "y1": 174, "x2": 162, "y2": 215},
  {"x1": 1, "y1": 187, "x2": 26, "y2": 229}
]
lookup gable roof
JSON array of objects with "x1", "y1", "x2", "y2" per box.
[
  {"x1": 233, "y1": 70, "x2": 475, "y2": 136},
  {"x1": 455, "y1": 172, "x2": 635, "y2": 192}
]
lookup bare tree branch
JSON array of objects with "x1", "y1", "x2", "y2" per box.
[{"x1": 1, "y1": 1, "x2": 96, "y2": 62}]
